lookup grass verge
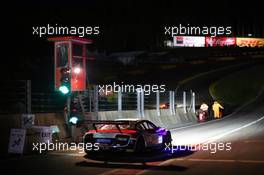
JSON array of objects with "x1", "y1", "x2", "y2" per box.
[{"x1": 209, "y1": 64, "x2": 264, "y2": 106}]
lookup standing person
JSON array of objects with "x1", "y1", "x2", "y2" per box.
[
  {"x1": 198, "y1": 102, "x2": 209, "y2": 122},
  {"x1": 212, "y1": 101, "x2": 224, "y2": 119},
  {"x1": 200, "y1": 103, "x2": 209, "y2": 112}
]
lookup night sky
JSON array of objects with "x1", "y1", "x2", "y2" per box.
[{"x1": 2, "y1": 0, "x2": 263, "y2": 82}]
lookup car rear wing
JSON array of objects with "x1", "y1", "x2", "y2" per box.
[
  {"x1": 79, "y1": 120, "x2": 130, "y2": 125},
  {"x1": 77, "y1": 120, "x2": 130, "y2": 133}
]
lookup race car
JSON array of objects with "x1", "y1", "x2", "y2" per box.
[{"x1": 82, "y1": 119, "x2": 172, "y2": 153}]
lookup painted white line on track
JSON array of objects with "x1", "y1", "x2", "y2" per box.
[
  {"x1": 135, "y1": 159, "x2": 176, "y2": 175},
  {"x1": 51, "y1": 116, "x2": 264, "y2": 175},
  {"x1": 244, "y1": 140, "x2": 264, "y2": 143},
  {"x1": 136, "y1": 115, "x2": 264, "y2": 175},
  {"x1": 204, "y1": 116, "x2": 264, "y2": 143},
  {"x1": 171, "y1": 81, "x2": 264, "y2": 132},
  {"x1": 49, "y1": 152, "x2": 84, "y2": 157},
  {"x1": 99, "y1": 169, "x2": 123, "y2": 175},
  {"x1": 184, "y1": 158, "x2": 264, "y2": 164}
]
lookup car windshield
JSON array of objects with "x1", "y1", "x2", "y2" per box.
[{"x1": 96, "y1": 124, "x2": 132, "y2": 130}]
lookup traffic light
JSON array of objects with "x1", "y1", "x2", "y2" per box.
[
  {"x1": 59, "y1": 67, "x2": 71, "y2": 95},
  {"x1": 49, "y1": 37, "x2": 90, "y2": 93},
  {"x1": 69, "y1": 100, "x2": 80, "y2": 125}
]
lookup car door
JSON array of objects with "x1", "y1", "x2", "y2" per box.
[
  {"x1": 140, "y1": 121, "x2": 159, "y2": 147},
  {"x1": 145, "y1": 121, "x2": 161, "y2": 146}
]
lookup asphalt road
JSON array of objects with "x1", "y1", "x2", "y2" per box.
[{"x1": 2, "y1": 92, "x2": 264, "y2": 175}]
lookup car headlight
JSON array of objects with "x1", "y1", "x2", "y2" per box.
[{"x1": 158, "y1": 136, "x2": 163, "y2": 144}]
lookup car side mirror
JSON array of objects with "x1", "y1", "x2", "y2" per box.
[
  {"x1": 155, "y1": 127, "x2": 161, "y2": 132},
  {"x1": 155, "y1": 126, "x2": 166, "y2": 134}
]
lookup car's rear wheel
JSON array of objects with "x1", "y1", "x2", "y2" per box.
[{"x1": 134, "y1": 136, "x2": 146, "y2": 153}]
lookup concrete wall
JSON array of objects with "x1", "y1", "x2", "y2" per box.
[
  {"x1": 98, "y1": 108, "x2": 197, "y2": 129},
  {"x1": 0, "y1": 113, "x2": 67, "y2": 155},
  {"x1": 0, "y1": 109, "x2": 197, "y2": 155}
]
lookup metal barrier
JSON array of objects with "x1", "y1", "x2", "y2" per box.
[
  {"x1": 0, "y1": 81, "x2": 196, "y2": 117},
  {"x1": 78, "y1": 87, "x2": 196, "y2": 118}
]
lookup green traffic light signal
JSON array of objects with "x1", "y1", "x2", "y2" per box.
[
  {"x1": 69, "y1": 116, "x2": 79, "y2": 125},
  {"x1": 59, "y1": 85, "x2": 70, "y2": 94},
  {"x1": 59, "y1": 67, "x2": 71, "y2": 95}
]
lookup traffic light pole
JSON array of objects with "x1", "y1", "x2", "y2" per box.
[
  {"x1": 26, "y1": 80, "x2": 31, "y2": 114},
  {"x1": 66, "y1": 95, "x2": 71, "y2": 138},
  {"x1": 66, "y1": 94, "x2": 78, "y2": 142}
]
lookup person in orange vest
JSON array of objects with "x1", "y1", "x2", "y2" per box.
[{"x1": 212, "y1": 101, "x2": 224, "y2": 119}]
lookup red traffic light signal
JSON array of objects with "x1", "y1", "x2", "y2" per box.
[{"x1": 71, "y1": 64, "x2": 86, "y2": 91}]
